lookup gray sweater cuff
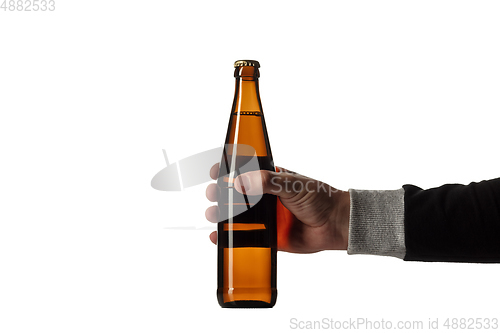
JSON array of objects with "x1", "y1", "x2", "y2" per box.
[{"x1": 347, "y1": 188, "x2": 406, "y2": 259}]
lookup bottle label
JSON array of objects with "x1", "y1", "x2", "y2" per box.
[{"x1": 232, "y1": 111, "x2": 262, "y2": 116}]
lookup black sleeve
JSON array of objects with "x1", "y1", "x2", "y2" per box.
[{"x1": 403, "y1": 178, "x2": 500, "y2": 262}]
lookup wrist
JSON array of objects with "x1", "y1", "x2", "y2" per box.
[{"x1": 327, "y1": 190, "x2": 350, "y2": 251}]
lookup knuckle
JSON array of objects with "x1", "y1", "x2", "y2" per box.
[{"x1": 260, "y1": 170, "x2": 271, "y2": 185}]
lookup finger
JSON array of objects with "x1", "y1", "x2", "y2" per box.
[
  {"x1": 234, "y1": 169, "x2": 310, "y2": 199},
  {"x1": 210, "y1": 163, "x2": 219, "y2": 180},
  {"x1": 206, "y1": 183, "x2": 218, "y2": 202},
  {"x1": 205, "y1": 205, "x2": 219, "y2": 223},
  {"x1": 209, "y1": 231, "x2": 217, "y2": 245}
]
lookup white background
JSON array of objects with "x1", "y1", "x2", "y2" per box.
[{"x1": 1, "y1": 0, "x2": 500, "y2": 332}]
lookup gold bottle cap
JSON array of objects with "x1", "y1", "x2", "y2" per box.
[{"x1": 234, "y1": 60, "x2": 260, "y2": 68}]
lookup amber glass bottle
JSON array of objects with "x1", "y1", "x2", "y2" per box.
[{"x1": 217, "y1": 60, "x2": 277, "y2": 308}]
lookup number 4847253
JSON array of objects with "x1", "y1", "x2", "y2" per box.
[{"x1": 1, "y1": 0, "x2": 55, "y2": 11}]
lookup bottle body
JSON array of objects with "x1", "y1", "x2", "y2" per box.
[{"x1": 217, "y1": 61, "x2": 277, "y2": 308}]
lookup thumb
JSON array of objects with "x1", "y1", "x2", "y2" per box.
[{"x1": 234, "y1": 169, "x2": 306, "y2": 199}]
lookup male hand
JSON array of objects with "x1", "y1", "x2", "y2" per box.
[{"x1": 206, "y1": 165, "x2": 350, "y2": 253}]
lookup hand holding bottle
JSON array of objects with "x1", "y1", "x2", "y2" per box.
[{"x1": 206, "y1": 164, "x2": 350, "y2": 254}]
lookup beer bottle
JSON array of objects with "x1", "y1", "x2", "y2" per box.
[{"x1": 217, "y1": 60, "x2": 277, "y2": 308}]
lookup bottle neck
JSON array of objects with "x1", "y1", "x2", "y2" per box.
[
  {"x1": 225, "y1": 65, "x2": 272, "y2": 159},
  {"x1": 234, "y1": 66, "x2": 260, "y2": 80},
  {"x1": 232, "y1": 66, "x2": 262, "y2": 113}
]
